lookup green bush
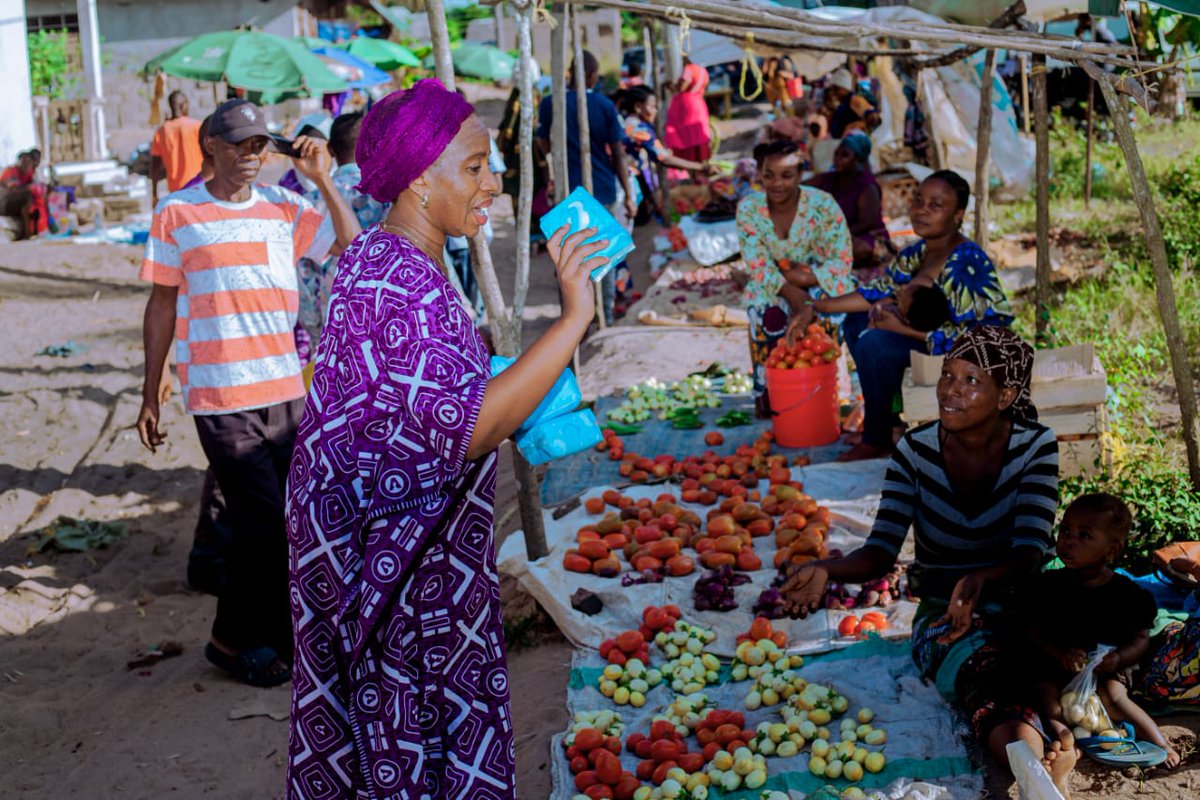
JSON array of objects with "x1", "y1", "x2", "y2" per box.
[
  {"x1": 1154, "y1": 155, "x2": 1200, "y2": 269},
  {"x1": 27, "y1": 28, "x2": 78, "y2": 100}
]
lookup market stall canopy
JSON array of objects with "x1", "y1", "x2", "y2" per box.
[
  {"x1": 312, "y1": 47, "x2": 393, "y2": 88},
  {"x1": 336, "y1": 36, "x2": 422, "y2": 70},
  {"x1": 451, "y1": 43, "x2": 518, "y2": 82},
  {"x1": 144, "y1": 30, "x2": 347, "y2": 101}
]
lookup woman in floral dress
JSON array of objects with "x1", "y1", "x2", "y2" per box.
[{"x1": 735, "y1": 140, "x2": 854, "y2": 416}]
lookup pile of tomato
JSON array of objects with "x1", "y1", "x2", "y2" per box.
[{"x1": 765, "y1": 325, "x2": 838, "y2": 371}]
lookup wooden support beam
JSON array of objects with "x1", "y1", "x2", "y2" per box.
[
  {"x1": 570, "y1": 4, "x2": 606, "y2": 330},
  {"x1": 1096, "y1": 77, "x2": 1200, "y2": 492},
  {"x1": 551, "y1": 3, "x2": 569, "y2": 205},
  {"x1": 558, "y1": 0, "x2": 1151, "y2": 70},
  {"x1": 908, "y1": 0, "x2": 1025, "y2": 71},
  {"x1": 428, "y1": 0, "x2": 547, "y2": 558},
  {"x1": 1084, "y1": 76, "x2": 1095, "y2": 208},
  {"x1": 973, "y1": 48, "x2": 996, "y2": 251},
  {"x1": 513, "y1": 0, "x2": 535, "y2": 345},
  {"x1": 1032, "y1": 52, "x2": 1051, "y2": 346}
]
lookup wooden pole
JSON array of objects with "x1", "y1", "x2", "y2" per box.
[
  {"x1": 551, "y1": 3, "x2": 570, "y2": 204},
  {"x1": 1021, "y1": 54, "x2": 1030, "y2": 134},
  {"x1": 659, "y1": 22, "x2": 679, "y2": 224},
  {"x1": 1097, "y1": 78, "x2": 1200, "y2": 491},
  {"x1": 1084, "y1": 77, "x2": 1095, "y2": 208},
  {"x1": 1032, "y1": 52, "x2": 1051, "y2": 346},
  {"x1": 513, "y1": 0, "x2": 535, "y2": 341},
  {"x1": 973, "y1": 48, "x2": 996, "y2": 251},
  {"x1": 428, "y1": 0, "x2": 547, "y2": 558},
  {"x1": 571, "y1": 4, "x2": 607, "y2": 330}
]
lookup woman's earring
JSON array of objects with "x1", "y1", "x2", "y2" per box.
[{"x1": 422, "y1": 194, "x2": 430, "y2": 208}]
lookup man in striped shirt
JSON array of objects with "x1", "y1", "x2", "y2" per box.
[{"x1": 136, "y1": 99, "x2": 360, "y2": 686}]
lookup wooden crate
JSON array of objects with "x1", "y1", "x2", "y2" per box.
[{"x1": 900, "y1": 345, "x2": 1110, "y2": 477}]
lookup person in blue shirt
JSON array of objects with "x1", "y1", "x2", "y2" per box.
[{"x1": 537, "y1": 49, "x2": 637, "y2": 325}]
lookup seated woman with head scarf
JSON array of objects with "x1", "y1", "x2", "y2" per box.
[
  {"x1": 284, "y1": 80, "x2": 605, "y2": 799},
  {"x1": 805, "y1": 134, "x2": 892, "y2": 275},
  {"x1": 781, "y1": 326, "x2": 1068, "y2": 794},
  {"x1": 736, "y1": 140, "x2": 855, "y2": 418},
  {"x1": 808, "y1": 170, "x2": 1013, "y2": 461}
]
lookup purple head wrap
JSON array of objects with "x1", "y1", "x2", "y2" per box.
[{"x1": 356, "y1": 79, "x2": 474, "y2": 204}]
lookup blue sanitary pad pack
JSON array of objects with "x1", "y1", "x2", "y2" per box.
[
  {"x1": 490, "y1": 356, "x2": 601, "y2": 464},
  {"x1": 515, "y1": 410, "x2": 603, "y2": 465},
  {"x1": 537, "y1": 186, "x2": 635, "y2": 282}
]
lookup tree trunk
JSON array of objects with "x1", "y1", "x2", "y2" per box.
[
  {"x1": 973, "y1": 49, "x2": 996, "y2": 251},
  {"x1": 1096, "y1": 77, "x2": 1200, "y2": 491},
  {"x1": 1032, "y1": 52, "x2": 1051, "y2": 346}
]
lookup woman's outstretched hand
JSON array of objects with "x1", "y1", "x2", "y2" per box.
[
  {"x1": 547, "y1": 225, "x2": 606, "y2": 328},
  {"x1": 780, "y1": 563, "x2": 829, "y2": 618},
  {"x1": 934, "y1": 572, "x2": 984, "y2": 644}
]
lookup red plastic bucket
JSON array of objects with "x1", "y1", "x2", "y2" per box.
[{"x1": 765, "y1": 362, "x2": 840, "y2": 448}]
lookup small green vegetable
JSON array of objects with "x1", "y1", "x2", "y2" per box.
[{"x1": 604, "y1": 422, "x2": 643, "y2": 435}]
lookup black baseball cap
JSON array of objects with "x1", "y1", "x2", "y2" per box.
[{"x1": 207, "y1": 99, "x2": 275, "y2": 147}]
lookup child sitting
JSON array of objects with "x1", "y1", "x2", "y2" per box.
[
  {"x1": 868, "y1": 279, "x2": 949, "y2": 334},
  {"x1": 1019, "y1": 493, "x2": 1179, "y2": 782}
]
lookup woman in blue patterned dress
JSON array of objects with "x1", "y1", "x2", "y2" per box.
[
  {"x1": 812, "y1": 170, "x2": 1013, "y2": 460},
  {"x1": 284, "y1": 80, "x2": 605, "y2": 800}
]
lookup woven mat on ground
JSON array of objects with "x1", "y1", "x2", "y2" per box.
[
  {"x1": 501, "y1": 459, "x2": 919, "y2": 659},
  {"x1": 549, "y1": 637, "x2": 982, "y2": 799}
]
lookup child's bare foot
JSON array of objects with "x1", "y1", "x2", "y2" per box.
[
  {"x1": 1041, "y1": 730, "x2": 1077, "y2": 798},
  {"x1": 1164, "y1": 742, "x2": 1181, "y2": 768}
]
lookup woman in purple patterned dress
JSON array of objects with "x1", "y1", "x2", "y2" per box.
[{"x1": 284, "y1": 80, "x2": 605, "y2": 799}]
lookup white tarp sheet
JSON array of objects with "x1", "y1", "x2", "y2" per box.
[{"x1": 498, "y1": 460, "x2": 923, "y2": 659}]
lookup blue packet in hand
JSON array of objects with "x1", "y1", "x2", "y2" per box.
[
  {"x1": 538, "y1": 186, "x2": 635, "y2": 282},
  {"x1": 515, "y1": 409, "x2": 603, "y2": 465},
  {"x1": 490, "y1": 355, "x2": 583, "y2": 434}
]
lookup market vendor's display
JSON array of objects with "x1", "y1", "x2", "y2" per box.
[{"x1": 565, "y1": 726, "x2": 642, "y2": 798}]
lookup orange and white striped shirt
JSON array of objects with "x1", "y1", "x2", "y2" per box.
[{"x1": 140, "y1": 183, "x2": 334, "y2": 415}]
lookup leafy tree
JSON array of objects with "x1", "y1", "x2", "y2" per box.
[{"x1": 27, "y1": 29, "x2": 78, "y2": 100}]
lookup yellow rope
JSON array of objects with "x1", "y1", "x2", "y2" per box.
[
  {"x1": 1124, "y1": 50, "x2": 1200, "y2": 80},
  {"x1": 739, "y1": 41, "x2": 764, "y2": 101},
  {"x1": 665, "y1": 6, "x2": 692, "y2": 56}
]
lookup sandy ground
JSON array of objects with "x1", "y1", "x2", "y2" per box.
[{"x1": 2, "y1": 100, "x2": 1198, "y2": 800}]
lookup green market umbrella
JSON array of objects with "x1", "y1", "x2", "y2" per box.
[
  {"x1": 337, "y1": 37, "x2": 421, "y2": 71},
  {"x1": 451, "y1": 43, "x2": 516, "y2": 82},
  {"x1": 144, "y1": 30, "x2": 347, "y2": 103}
]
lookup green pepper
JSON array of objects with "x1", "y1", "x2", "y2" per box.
[
  {"x1": 604, "y1": 422, "x2": 643, "y2": 435},
  {"x1": 671, "y1": 417, "x2": 704, "y2": 430},
  {"x1": 715, "y1": 410, "x2": 751, "y2": 428}
]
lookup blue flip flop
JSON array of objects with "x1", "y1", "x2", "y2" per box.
[
  {"x1": 1077, "y1": 722, "x2": 1169, "y2": 767},
  {"x1": 205, "y1": 643, "x2": 291, "y2": 688}
]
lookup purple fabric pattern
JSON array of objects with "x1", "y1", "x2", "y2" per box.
[
  {"x1": 356, "y1": 80, "x2": 474, "y2": 204},
  {"x1": 285, "y1": 227, "x2": 514, "y2": 799}
]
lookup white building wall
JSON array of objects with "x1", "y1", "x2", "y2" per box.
[{"x1": 0, "y1": 0, "x2": 38, "y2": 165}]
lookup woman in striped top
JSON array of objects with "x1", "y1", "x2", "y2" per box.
[{"x1": 782, "y1": 326, "x2": 1068, "y2": 785}]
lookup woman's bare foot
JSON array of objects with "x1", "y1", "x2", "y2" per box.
[
  {"x1": 1041, "y1": 730, "x2": 1077, "y2": 798},
  {"x1": 836, "y1": 442, "x2": 891, "y2": 462}
]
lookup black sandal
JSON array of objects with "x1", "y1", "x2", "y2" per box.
[{"x1": 205, "y1": 643, "x2": 291, "y2": 688}]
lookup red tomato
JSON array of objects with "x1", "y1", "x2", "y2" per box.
[{"x1": 837, "y1": 615, "x2": 860, "y2": 637}]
